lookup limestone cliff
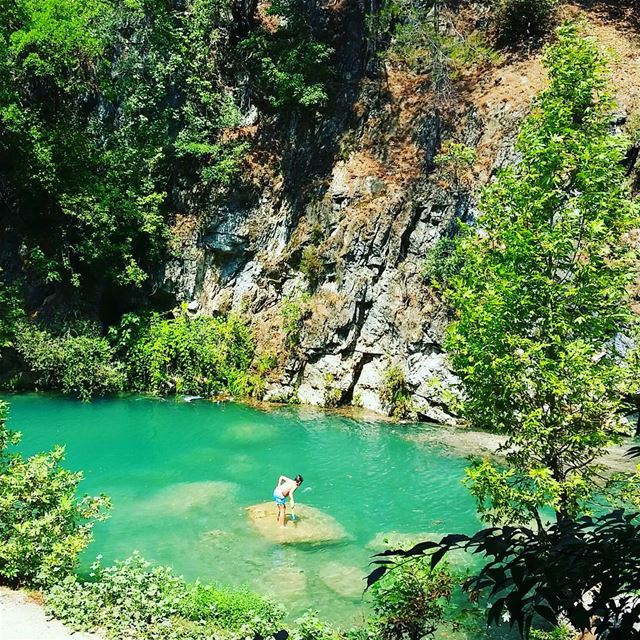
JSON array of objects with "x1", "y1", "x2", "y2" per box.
[{"x1": 161, "y1": 1, "x2": 640, "y2": 421}]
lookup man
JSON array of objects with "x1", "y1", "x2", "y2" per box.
[{"x1": 273, "y1": 474, "x2": 303, "y2": 526}]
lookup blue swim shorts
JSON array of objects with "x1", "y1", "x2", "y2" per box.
[{"x1": 273, "y1": 491, "x2": 286, "y2": 506}]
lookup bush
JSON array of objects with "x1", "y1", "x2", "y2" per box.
[
  {"x1": 494, "y1": 0, "x2": 557, "y2": 41},
  {"x1": 420, "y1": 236, "x2": 464, "y2": 289},
  {"x1": 0, "y1": 401, "x2": 110, "y2": 587},
  {"x1": 380, "y1": 364, "x2": 414, "y2": 419},
  {"x1": 0, "y1": 277, "x2": 24, "y2": 348},
  {"x1": 369, "y1": 560, "x2": 455, "y2": 640},
  {"x1": 236, "y1": 0, "x2": 333, "y2": 110},
  {"x1": 323, "y1": 373, "x2": 342, "y2": 408},
  {"x1": 434, "y1": 141, "x2": 477, "y2": 191},
  {"x1": 113, "y1": 311, "x2": 255, "y2": 397},
  {"x1": 46, "y1": 553, "x2": 285, "y2": 640},
  {"x1": 299, "y1": 245, "x2": 325, "y2": 289},
  {"x1": 180, "y1": 583, "x2": 285, "y2": 635},
  {"x1": 530, "y1": 628, "x2": 573, "y2": 640},
  {"x1": 293, "y1": 611, "x2": 341, "y2": 640},
  {"x1": 14, "y1": 321, "x2": 125, "y2": 401},
  {"x1": 281, "y1": 294, "x2": 311, "y2": 349},
  {"x1": 368, "y1": 1, "x2": 499, "y2": 93}
]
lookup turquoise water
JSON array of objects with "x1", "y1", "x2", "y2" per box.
[{"x1": 6, "y1": 394, "x2": 481, "y2": 625}]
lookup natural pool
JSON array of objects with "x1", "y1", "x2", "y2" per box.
[{"x1": 6, "y1": 394, "x2": 482, "y2": 626}]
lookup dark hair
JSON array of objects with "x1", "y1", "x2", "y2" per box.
[{"x1": 295, "y1": 474, "x2": 304, "y2": 485}]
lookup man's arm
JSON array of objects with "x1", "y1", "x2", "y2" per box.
[
  {"x1": 289, "y1": 484, "x2": 297, "y2": 508},
  {"x1": 278, "y1": 475, "x2": 293, "y2": 485}
]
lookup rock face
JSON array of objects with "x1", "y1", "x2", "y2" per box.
[
  {"x1": 246, "y1": 502, "x2": 347, "y2": 544},
  {"x1": 160, "y1": 1, "x2": 554, "y2": 423}
]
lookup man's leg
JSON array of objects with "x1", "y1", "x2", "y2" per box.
[{"x1": 278, "y1": 503, "x2": 285, "y2": 526}]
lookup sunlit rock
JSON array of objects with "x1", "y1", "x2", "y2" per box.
[
  {"x1": 318, "y1": 562, "x2": 366, "y2": 599},
  {"x1": 246, "y1": 502, "x2": 347, "y2": 544}
]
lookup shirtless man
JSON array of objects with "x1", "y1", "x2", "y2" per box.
[{"x1": 273, "y1": 474, "x2": 303, "y2": 526}]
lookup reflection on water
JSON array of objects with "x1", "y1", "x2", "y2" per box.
[{"x1": 7, "y1": 393, "x2": 481, "y2": 625}]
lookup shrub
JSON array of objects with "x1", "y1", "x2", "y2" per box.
[
  {"x1": 0, "y1": 277, "x2": 24, "y2": 348},
  {"x1": 530, "y1": 628, "x2": 573, "y2": 640},
  {"x1": 293, "y1": 611, "x2": 341, "y2": 640},
  {"x1": 46, "y1": 553, "x2": 285, "y2": 640},
  {"x1": 368, "y1": 1, "x2": 499, "y2": 93},
  {"x1": 434, "y1": 141, "x2": 476, "y2": 191},
  {"x1": 494, "y1": 0, "x2": 557, "y2": 42},
  {"x1": 299, "y1": 245, "x2": 325, "y2": 289},
  {"x1": 281, "y1": 294, "x2": 311, "y2": 349},
  {"x1": 420, "y1": 236, "x2": 464, "y2": 289},
  {"x1": 0, "y1": 401, "x2": 110, "y2": 587},
  {"x1": 323, "y1": 373, "x2": 342, "y2": 408},
  {"x1": 236, "y1": 0, "x2": 333, "y2": 110},
  {"x1": 114, "y1": 311, "x2": 255, "y2": 397},
  {"x1": 369, "y1": 560, "x2": 455, "y2": 640},
  {"x1": 380, "y1": 364, "x2": 414, "y2": 419},
  {"x1": 14, "y1": 321, "x2": 125, "y2": 400},
  {"x1": 180, "y1": 583, "x2": 284, "y2": 635}
]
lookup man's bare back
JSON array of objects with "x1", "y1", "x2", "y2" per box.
[{"x1": 273, "y1": 474, "x2": 304, "y2": 526}]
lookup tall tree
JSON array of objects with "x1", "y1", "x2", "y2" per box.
[{"x1": 445, "y1": 23, "x2": 640, "y2": 524}]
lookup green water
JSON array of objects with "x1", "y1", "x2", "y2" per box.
[{"x1": 6, "y1": 394, "x2": 481, "y2": 626}]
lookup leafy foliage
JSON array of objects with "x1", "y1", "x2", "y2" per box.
[
  {"x1": 369, "y1": 559, "x2": 455, "y2": 640},
  {"x1": 368, "y1": 511, "x2": 640, "y2": 639},
  {"x1": 46, "y1": 553, "x2": 285, "y2": 640},
  {"x1": 445, "y1": 23, "x2": 640, "y2": 523},
  {"x1": 14, "y1": 321, "x2": 125, "y2": 400},
  {"x1": 292, "y1": 612, "x2": 340, "y2": 640},
  {"x1": 434, "y1": 141, "x2": 476, "y2": 192},
  {"x1": 1, "y1": 0, "x2": 246, "y2": 295},
  {"x1": 299, "y1": 245, "x2": 325, "y2": 290},
  {"x1": 0, "y1": 277, "x2": 24, "y2": 348},
  {"x1": 323, "y1": 373, "x2": 342, "y2": 408},
  {"x1": 380, "y1": 364, "x2": 414, "y2": 419},
  {"x1": 281, "y1": 293, "x2": 311, "y2": 349},
  {"x1": 112, "y1": 311, "x2": 255, "y2": 397},
  {"x1": 236, "y1": 0, "x2": 333, "y2": 110},
  {"x1": 0, "y1": 400, "x2": 110, "y2": 587},
  {"x1": 420, "y1": 236, "x2": 463, "y2": 289}
]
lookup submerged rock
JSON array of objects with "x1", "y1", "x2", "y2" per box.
[
  {"x1": 318, "y1": 562, "x2": 366, "y2": 599},
  {"x1": 246, "y1": 502, "x2": 347, "y2": 544},
  {"x1": 259, "y1": 566, "x2": 308, "y2": 598},
  {"x1": 138, "y1": 481, "x2": 237, "y2": 514}
]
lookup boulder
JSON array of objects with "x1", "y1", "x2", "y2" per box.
[
  {"x1": 318, "y1": 562, "x2": 366, "y2": 599},
  {"x1": 246, "y1": 502, "x2": 347, "y2": 545}
]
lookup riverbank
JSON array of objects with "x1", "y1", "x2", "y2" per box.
[
  {"x1": 0, "y1": 588, "x2": 103, "y2": 640},
  {"x1": 405, "y1": 426, "x2": 639, "y2": 474}
]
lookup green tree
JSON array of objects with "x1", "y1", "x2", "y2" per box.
[
  {"x1": 0, "y1": 400, "x2": 110, "y2": 586},
  {"x1": 445, "y1": 23, "x2": 640, "y2": 525},
  {"x1": 0, "y1": 0, "x2": 245, "y2": 294},
  {"x1": 14, "y1": 321, "x2": 125, "y2": 400},
  {"x1": 113, "y1": 311, "x2": 255, "y2": 397},
  {"x1": 236, "y1": 0, "x2": 333, "y2": 110}
]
